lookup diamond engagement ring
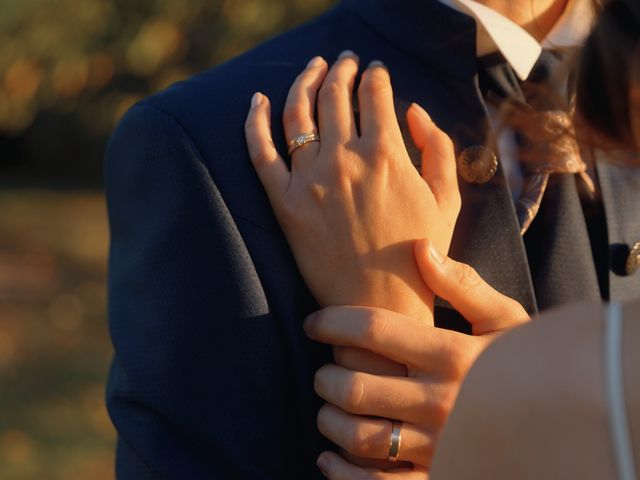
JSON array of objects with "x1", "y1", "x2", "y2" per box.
[{"x1": 287, "y1": 132, "x2": 320, "y2": 155}]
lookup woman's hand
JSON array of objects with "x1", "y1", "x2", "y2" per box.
[
  {"x1": 305, "y1": 238, "x2": 530, "y2": 477},
  {"x1": 244, "y1": 52, "x2": 460, "y2": 321}
]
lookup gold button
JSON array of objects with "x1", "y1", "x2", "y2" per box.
[
  {"x1": 625, "y1": 241, "x2": 640, "y2": 276},
  {"x1": 457, "y1": 145, "x2": 498, "y2": 184}
]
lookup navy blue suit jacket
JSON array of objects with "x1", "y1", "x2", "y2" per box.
[{"x1": 105, "y1": 1, "x2": 640, "y2": 477}]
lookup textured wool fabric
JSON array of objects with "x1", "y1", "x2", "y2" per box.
[
  {"x1": 597, "y1": 159, "x2": 640, "y2": 300},
  {"x1": 524, "y1": 173, "x2": 603, "y2": 309},
  {"x1": 105, "y1": 0, "x2": 640, "y2": 477}
]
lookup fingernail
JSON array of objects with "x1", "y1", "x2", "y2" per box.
[
  {"x1": 412, "y1": 102, "x2": 431, "y2": 122},
  {"x1": 338, "y1": 49, "x2": 357, "y2": 60},
  {"x1": 368, "y1": 60, "x2": 386, "y2": 69},
  {"x1": 307, "y1": 56, "x2": 324, "y2": 68},
  {"x1": 429, "y1": 242, "x2": 445, "y2": 264},
  {"x1": 251, "y1": 92, "x2": 262, "y2": 109},
  {"x1": 317, "y1": 454, "x2": 330, "y2": 477}
]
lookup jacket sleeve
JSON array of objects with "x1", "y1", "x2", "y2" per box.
[{"x1": 104, "y1": 102, "x2": 309, "y2": 479}]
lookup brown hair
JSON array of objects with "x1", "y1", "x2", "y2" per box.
[{"x1": 576, "y1": 0, "x2": 640, "y2": 151}]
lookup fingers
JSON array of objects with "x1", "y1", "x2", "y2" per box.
[
  {"x1": 333, "y1": 346, "x2": 407, "y2": 376},
  {"x1": 340, "y1": 452, "x2": 410, "y2": 471},
  {"x1": 406, "y1": 104, "x2": 460, "y2": 217},
  {"x1": 316, "y1": 451, "x2": 429, "y2": 480},
  {"x1": 414, "y1": 238, "x2": 530, "y2": 335},
  {"x1": 358, "y1": 61, "x2": 402, "y2": 142},
  {"x1": 358, "y1": 61, "x2": 401, "y2": 139},
  {"x1": 283, "y1": 56, "x2": 328, "y2": 164},
  {"x1": 317, "y1": 50, "x2": 359, "y2": 145},
  {"x1": 317, "y1": 404, "x2": 434, "y2": 467},
  {"x1": 305, "y1": 306, "x2": 462, "y2": 374},
  {"x1": 314, "y1": 364, "x2": 451, "y2": 426},
  {"x1": 245, "y1": 92, "x2": 290, "y2": 204}
]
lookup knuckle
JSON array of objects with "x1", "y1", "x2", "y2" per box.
[
  {"x1": 359, "y1": 310, "x2": 390, "y2": 343},
  {"x1": 452, "y1": 340, "x2": 481, "y2": 378},
  {"x1": 294, "y1": 69, "x2": 313, "y2": 86},
  {"x1": 509, "y1": 299, "x2": 530, "y2": 322},
  {"x1": 361, "y1": 136, "x2": 400, "y2": 166},
  {"x1": 431, "y1": 126, "x2": 454, "y2": 150},
  {"x1": 341, "y1": 373, "x2": 366, "y2": 412},
  {"x1": 376, "y1": 141, "x2": 398, "y2": 163},
  {"x1": 347, "y1": 423, "x2": 372, "y2": 456},
  {"x1": 244, "y1": 117, "x2": 258, "y2": 130},
  {"x1": 425, "y1": 379, "x2": 461, "y2": 426},
  {"x1": 456, "y1": 263, "x2": 483, "y2": 293},
  {"x1": 432, "y1": 398, "x2": 451, "y2": 425},
  {"x1": 497, "y1": 299, "x2": 530, "y2": 327},
  {"x1": 511, "y1": 299, "x2": 531, "y2": 323},
  {"x1": 307, "y1": 182, "x2": 327, "y2": 204},
  {"x1": 250, "y1": 149, "x2": 275, "y2": 168},
  {"x1": 440, "y1": 132, "x2": 455, "y2": 150},
  {"x1": 441, "y1": 385, "x2": 459, "y2": 414},
  {"x1": 358, "y1": 140, "x2": 377, "y2": 159},
  {"x1": 328, "y1": 157, "x2": 359, "y2": 188},
  {"x1": 437, "y1": 336, "x2": 466, "y2": 379},
  {"x1": 313, "y1": 364, "x2": 329, "y2": 393},
  {"x1": 452, "y1": 354, "x2": 471, "y2": 379},
  {"x1": 360, "y1": 72, "x2": 390, "y2": 97},
  {"x1": 361, "y1": 139, "x2": 387, "y2": 160},
  {"x1": 282, "y1": 105, "x2": 307, "y2": 126},
  {"x1": 319, "y1": 81, "x2": 342, "y2": 102},
  {"x1": 332, "y1": 346, "x2": 349, "y2": 367},
  {"x1": 316, "y1": 403, "x2": 332, "y2": 431}
]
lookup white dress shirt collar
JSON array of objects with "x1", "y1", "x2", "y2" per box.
[{"x1": 436, "y1": 0, "x2": 595, "y2": 80}]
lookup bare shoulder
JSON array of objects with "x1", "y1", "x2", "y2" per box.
[{"x1": 431, "y1": 301, "x2": 617, "y2": 479}]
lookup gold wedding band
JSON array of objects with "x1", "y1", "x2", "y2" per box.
[
  {"x1": 387, "y1": 421, "x2": 403, "y2": 462},
  {"x1": 287, "y1": 132, "x2": 320, "y2": 155}
]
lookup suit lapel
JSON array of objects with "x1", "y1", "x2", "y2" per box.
[{"x1": 448, "y1": 116, "x2": 538, "y2": 315}]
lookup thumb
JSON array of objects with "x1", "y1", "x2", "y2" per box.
[{"x1": 414, "y1": 238, "x2": 530, "y2": 335}]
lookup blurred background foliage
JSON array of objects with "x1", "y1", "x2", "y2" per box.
[
  {"x1": 0, "y1": 0, "x2": 335, "y2": 184},
  {"x1": 0, "y1": 0, "x2": 335, "y2": 478}
]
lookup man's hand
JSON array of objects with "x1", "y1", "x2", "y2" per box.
[
  {"x1": 244, "y1": 52, "x2": 460, "y2": 322},
  {"x1": 304, "y1": 238, "x2": 530, "y2": 475}
]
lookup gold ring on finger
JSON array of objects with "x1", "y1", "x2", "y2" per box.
[{"x1": 287, "y1": 132, "x2": 320, "y2": 155}]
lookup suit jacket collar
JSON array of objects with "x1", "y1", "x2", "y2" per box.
[{"x1": 343, "y1": 0, "x2": 478, "y2": 80}]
